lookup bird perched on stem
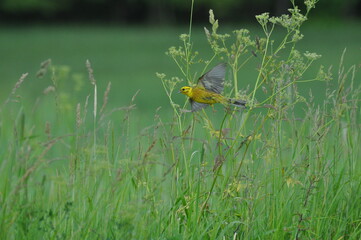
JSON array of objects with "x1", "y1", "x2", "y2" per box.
[{"x1": 179, "y1": 63, "x2": 246, "y2": 112}]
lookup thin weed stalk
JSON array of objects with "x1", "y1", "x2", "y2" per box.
[{"x1": 86, "y1": 60, "x2": 97, "y2": 162}]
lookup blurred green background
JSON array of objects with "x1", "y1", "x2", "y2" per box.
[{"x1": 0, "y1": 0, "x2": 360, "y2": 117}]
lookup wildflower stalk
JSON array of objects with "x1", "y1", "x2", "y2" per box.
[
  {"x1": 198, "y1": 111, "x2": 228, "y2": 223},
  {"x1": 185, "y1": 0, "x2": 195, "y2": 83},
  {"x1": 250, "y1": 23, "x2": 274, "y2": 107},
  {"x1": 232, "y1": 59, "x2": 239, "y2": 98},
  {"x1": 157, "y1": 73, "x2": 188, "y2": 175}
]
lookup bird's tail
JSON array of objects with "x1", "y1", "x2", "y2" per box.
[{"x1": 228, "y1": 98, "x2": 246, "y2": 107}]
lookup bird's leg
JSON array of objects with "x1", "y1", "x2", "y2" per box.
[{"x1": 211, "y1": 104, "x2": 217, "y2": 113}]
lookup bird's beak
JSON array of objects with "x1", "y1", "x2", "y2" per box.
[{"x1": 178, "y1": 90, "x2": 182, "y2": 93}]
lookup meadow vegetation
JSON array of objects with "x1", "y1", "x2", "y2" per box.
[{"x1": 1, "y1": 0, "x2": 361, "y2": 239}]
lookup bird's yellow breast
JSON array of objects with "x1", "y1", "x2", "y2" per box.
[{"x1": 190, "y1": 87, "x2": 223, "y2": 104}]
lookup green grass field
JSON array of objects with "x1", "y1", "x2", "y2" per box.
[{"x1": 1, "y1": 8, "x2": 361, "y2": 239}]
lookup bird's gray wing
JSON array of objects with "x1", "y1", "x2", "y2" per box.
[
  {"x1": 190, "y1": 99, "x2": 209, "y2": 112},
  {"x1": 197, "y1": 63, "x2": 226, "y2": 94}
]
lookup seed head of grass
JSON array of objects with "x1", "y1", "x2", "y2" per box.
[
  {"x1": 76, "y1": 103, "x2": 82, "y2": 128},
  {"x1": 100, "y1": 81, "x2": 112, "y2": 114},
  {"x1": 11, "y1": 73, "x2": 28, "y2": 95},
  {"x1": 43, "y1": 86, "x2": 55, "y2": 95},
  {"x1": 36, "y1": 59, "x2": 52, "y2": 78},
  {"x1": 86, "y1": 59, "x2": 96, "y2": 85}
]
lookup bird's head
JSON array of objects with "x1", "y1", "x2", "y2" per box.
[{"x1": 179, "y1": 86, "x2": 193, "y2": 97}]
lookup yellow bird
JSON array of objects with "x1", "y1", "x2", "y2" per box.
[{"x1": 179, "y1": 63, "x2": 246, "y2": 112}]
